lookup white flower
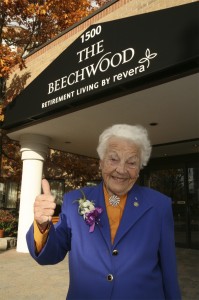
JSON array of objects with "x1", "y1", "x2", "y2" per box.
[
  {"x1": 76, "y1": 197, "x2": 94, "y2": 214},
  {"x1": 79, "y1": 199, "x2": 85, "y2": 205}
]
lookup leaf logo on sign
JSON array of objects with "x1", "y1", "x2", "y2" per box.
[{"x1": 138, "y1": 48, "x2": 157, "y2": 68}]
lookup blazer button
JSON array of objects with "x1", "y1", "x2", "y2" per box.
[
  {"x1": 112, "y1": 249, "x2": 118, "y2": 256},
  {"x1": 107, "y1": 274, "x2": 114, "y2": 281}
]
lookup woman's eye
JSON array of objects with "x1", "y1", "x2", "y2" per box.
[
  {"x1": 128, "y1": 161, "x2": 136, "y2": 167},
  {"x1": 109, "y1": 157, "x2": 118, "y2": 163},
  {"x1": 110, "y1": 158, "x2": 117, "y2": 162}
]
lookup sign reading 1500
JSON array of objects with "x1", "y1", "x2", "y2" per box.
[
  {"x1": 47, "y1": 24, "x2": 157, "y2": 97},
  {"x1": 77, "y1": 25, "x2": 104, "y2": 63},
  {"x1": 47, "y1": 24, "x2": 136, "y2": 94},
  {"x1": 80, "y1": 25, "x2": 102, "y2": 43}
]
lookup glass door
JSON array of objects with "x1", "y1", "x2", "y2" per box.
[
  {"x1": 188, "y1": 166, "x2": 199, "y2": 249},
  {"x1": 145, "y1": 168, "x2": 188, "y2": 247},
  {"x1": 142, "y1": 157, "x2": 199, "y2": 249}
]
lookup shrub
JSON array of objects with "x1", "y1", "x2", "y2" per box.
[{"x1": 0, "y1": 209, "x2": 18, "y2": 237}]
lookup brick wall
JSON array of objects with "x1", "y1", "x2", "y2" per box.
[{"x1": 6, "y1": 0, "x2": 197, "y2": 97}]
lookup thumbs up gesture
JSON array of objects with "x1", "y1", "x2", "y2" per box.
[{"x1": 34, "y1": 179, "x2": 56, "y2": 229}]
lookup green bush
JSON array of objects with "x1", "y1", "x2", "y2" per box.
[{"x1": 0, "y1": 209, "x2": 18, "y2": 237}]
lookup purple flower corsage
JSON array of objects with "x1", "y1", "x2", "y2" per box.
[{"x1": 74, "y1": 190, "x2": 103, "y2": 232}]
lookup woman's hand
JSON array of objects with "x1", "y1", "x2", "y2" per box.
[{"x1": 34, "y1": 179, "x2": 56, "y2": 231}]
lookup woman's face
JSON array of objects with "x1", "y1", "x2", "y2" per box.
[{"x1": 100, "y1": 137, "x2": 140, "y2": 196}]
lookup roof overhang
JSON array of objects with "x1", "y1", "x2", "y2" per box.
[{"x1": 3, "y1": 2, "x2": 199, "y2": 158}]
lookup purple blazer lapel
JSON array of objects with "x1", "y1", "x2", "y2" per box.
[
  {"x1": 113, "y1": 185, "x2": 153, "y2": 247},
  {"x1": 87, "y1": 183, "x2": 112, "y2": 249}
]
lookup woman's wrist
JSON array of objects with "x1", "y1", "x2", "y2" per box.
[{"x1": 35, "y1": 220, "x2": 49, "y2": 233}]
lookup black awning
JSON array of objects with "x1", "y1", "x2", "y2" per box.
[{"x1": 3, "y1": 2, "x2": 199, "y2": 130}]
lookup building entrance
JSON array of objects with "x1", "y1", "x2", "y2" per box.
[{"x1": 141, "y1": 154, "x2": 199, "y2": 249}]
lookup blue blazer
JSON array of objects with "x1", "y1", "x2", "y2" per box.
[{"x1": 26, "y1": 182, "x2": 181, "y2": 300}]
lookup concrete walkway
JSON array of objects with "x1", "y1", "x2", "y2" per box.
[
  {"x1": 0, "y1": 248, "x2": 69, "y2": 299},
  {"x1": 0, "y1": 247, "x2": 198, "y2": 300}
]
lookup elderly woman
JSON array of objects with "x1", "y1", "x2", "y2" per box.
[{"x1": 27, "y1": 124, "x2": 181, "y2": 300}]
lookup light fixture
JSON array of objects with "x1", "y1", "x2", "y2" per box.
[{"x1": 149, "y1": 122, "x2": 158, "y2": 126}]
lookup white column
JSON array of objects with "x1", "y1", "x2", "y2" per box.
[{"x1": 17, "y1": 134, "x2": 50, "y2": 253}]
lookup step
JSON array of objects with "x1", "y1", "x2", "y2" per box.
[{"x1": 0, "y1": 237, "x2": 17, "y2": 251}]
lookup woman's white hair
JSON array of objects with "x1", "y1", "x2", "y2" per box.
[{"x1": 96, "y1": 124, "x2": 152, "y2": 169}]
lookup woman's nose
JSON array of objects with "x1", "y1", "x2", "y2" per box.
[{"x1": 115, "y1": 161, "x2": 126, "y2": 173}]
